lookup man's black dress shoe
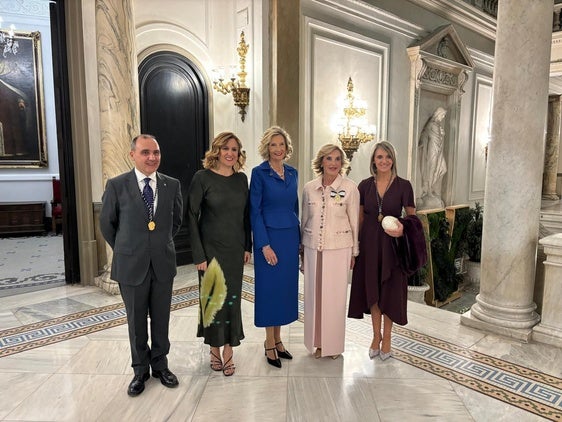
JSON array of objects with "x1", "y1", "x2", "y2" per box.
[
  {"x1": 152, "y1": 368, "x2": 179, "y2": 388},
  {"x1": 127, "y1": 372, "x2": 150, "y2": 397}
]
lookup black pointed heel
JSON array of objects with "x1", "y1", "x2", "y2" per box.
[
  {"x1": 275, "y1": 341, "x2": 293, "y2": 360},
  {"x1": 264, "y1": 344, "x2": 282, "y2": 368}
]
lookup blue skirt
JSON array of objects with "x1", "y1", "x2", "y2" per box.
[{"x1": 253, "y1": 226, "x2": 299, "y2": 327}]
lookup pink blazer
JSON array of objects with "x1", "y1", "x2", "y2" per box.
[{"x1": 301, "y1": 174, "x2": 360, "y2": 256}]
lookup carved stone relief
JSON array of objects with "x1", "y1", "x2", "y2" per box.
[{"x1": 407, "y1": 25, "x2": 474, "y2": 210}]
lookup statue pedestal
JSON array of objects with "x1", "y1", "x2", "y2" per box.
[
  {"x1": 418, "y1": 194, "x2": 445, "y2": 210},
  {"x1": 94, "y1": 267, "x2": 120, "y2": 295},
  {"x1": 533, "y1": 233, "x2": 562, "y2": 347}
]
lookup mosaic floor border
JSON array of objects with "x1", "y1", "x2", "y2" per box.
[
  {"x1": 0, "y1": 278, "x2": 561, "y2": 420},
  {"x1": 0, "y1": 273, "x2": 65, "y2": 291}
]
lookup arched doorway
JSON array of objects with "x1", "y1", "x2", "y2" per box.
[{"x1": 138, "y1": 52, "x2": 209, "y2": 265}]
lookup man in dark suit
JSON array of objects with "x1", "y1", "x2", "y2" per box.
[{"x1": 100, "y1": 134, "x2": 183, "y2": 396}]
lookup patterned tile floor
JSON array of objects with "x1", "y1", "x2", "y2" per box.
[
  {"x1": 1, "y1": 273, "x2": 561, "y2": 421},
  {"x1": 0, "y1": 235, "x2": 65, "y2": 297}
]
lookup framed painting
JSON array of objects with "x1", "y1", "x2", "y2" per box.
[{"x1": 0, "y1": 30, "x2": 47, "y2": 167}]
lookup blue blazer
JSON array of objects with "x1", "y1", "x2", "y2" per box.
[{"x1": 250, "y1": 161, "x2": 299, "y2": 249}]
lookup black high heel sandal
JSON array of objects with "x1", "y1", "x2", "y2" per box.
[
  {"x1": 264, "y1": 343, "x2": 282, "y2": 368},
  {"x1": 275, "y1": 341, "x2": 293, "y2": 360}
]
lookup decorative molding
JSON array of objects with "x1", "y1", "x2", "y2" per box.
[
  {"x1": 409, "y1": 24, "x2": 476, "y2": 69},
  {"x1": 408, "y1": 25, "x2": 474, "y2": 96},
  {"x1": 0, "y1": 0, "x2": 50, "y2": 18},
  {"x1": 412, "y1": 57, "x2": 427, "y2": 90},
  {"x1": 551, "y1": 32, "x2": 562, "y2": 77},
  {"x1": 406, "y1": 0, "x2": 496, "y2": 40},
  {"x1": 307, "y1": 0, "x2": 424, "y2": 40},
  {"x1": 549, "y1": 75, "x2": 562, "y2": 95},
  {"x1": 136, "y1": 23, "x2": 213, "y2": 73},
  {"x1": 467, "y1": 47, "x2": 494, "y2": 75},
  {"x1": 421, "y1": 66, "x2": 458, "y2": 88},
  {"x1": 468, "y1": 74, "x2": 492, "y2": 201}
]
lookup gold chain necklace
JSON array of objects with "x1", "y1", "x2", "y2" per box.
[{"x1": 375, "y1": 175, "x2": 393, "y2": 222}]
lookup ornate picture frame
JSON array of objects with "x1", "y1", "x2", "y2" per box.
[{"x1": 0, "y1": 30, "x2": 47, "y2": 167}]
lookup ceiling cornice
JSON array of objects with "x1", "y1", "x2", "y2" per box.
[
  {"x1": 406, "y1": 0, "x2": 496, "y2": 41},
  {"x1": 0, "y1": 0, "x2": 50, "y2": 18},
  {"x1": 309, "y1": 0, "x2": 424, "y2": 40}
]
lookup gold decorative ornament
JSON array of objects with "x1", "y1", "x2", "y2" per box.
[
  {"x1": 334, "y1": 77, "x2": 376, "y2": 162},
  {"x1": 212, "y1": 31, "x2": 251, "y2": 122}
]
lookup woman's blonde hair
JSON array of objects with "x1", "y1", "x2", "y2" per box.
[
  {"x1": 370, "y1": 141, "x2": 398, "y2": 177},
  {"x1": 258, "y1": 126, "x2": 293, "y2": 161},
  {"x1": 311, "y1": 143, "x2": 349, "y2": 176},
  {"x1": 202, "y1": 131, "x2": 246, "y2": 171}
]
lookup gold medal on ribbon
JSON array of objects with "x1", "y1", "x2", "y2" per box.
[
  {"x1": 148, "y1": 221, "x2": 156, "y2": 231},
  {"x1": 378, "y1": 213, "x2": 384, "y2": 222}
]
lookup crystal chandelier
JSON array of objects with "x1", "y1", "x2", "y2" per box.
[
  {"x1": 0, "y1": 17, "x2": 19, "y2": 58},
  {"x1": 334, "y1": 77, "x2": 376, "y2": 161},
  {"x1": 212, "y1": 31, "x2": 250, "y2": 122}
]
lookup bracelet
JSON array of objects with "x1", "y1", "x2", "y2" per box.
[{"x1": 262, "y1": 245, "x2": 270, "y2": 252}]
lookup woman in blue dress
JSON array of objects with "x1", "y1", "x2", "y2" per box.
[{"x1": 250, "y1": 126, "x2": 299, "y2": 368}]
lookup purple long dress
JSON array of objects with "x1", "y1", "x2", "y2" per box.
[{"x1": 348, "y1": 176, "x2": 415, "y2": 325}]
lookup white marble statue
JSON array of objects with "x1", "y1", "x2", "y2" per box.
[{"x1": 418, "y1": 107, "x2": 447, "y2": 209}]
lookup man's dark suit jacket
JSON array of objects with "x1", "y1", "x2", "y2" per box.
[{"x1": 100, "y1": 169, "x2": 183, "y2": 285}]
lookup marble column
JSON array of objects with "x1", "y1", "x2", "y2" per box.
[
  {"x1": 542, "y1": 95, "x2": 561, "y2": 201},
  {"x1": 270, "y1": 0, "x2": 300, "y2": 166},
  {"x1": 533, "y1": 233, "x2": 562, "y2": 347},
  {"x1": 461, "y1": 0, "x2": 552, "y2": 340},
  {"x1": 93, "y1": 0, "x2": 140, "y2": 295}
]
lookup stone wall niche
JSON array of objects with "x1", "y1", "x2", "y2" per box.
[{"x1": 407, "y1": 25, "x2": 474, "y2": 210}]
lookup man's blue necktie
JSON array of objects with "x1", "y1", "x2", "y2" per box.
[{"x1": 142, "y1": 177, "x2": 154, "y2": 219}]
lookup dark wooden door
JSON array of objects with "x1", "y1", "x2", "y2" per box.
[
  {"x1": 50, "y1": 0, "x2": 80, "y2": 283},
  {"x1": 139, "y1": 52, "x2": 209, "y2": 265}
]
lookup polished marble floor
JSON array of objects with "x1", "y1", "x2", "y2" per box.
[{"x1": 0, "y1": 264, "x2": 561, "y2": 421}]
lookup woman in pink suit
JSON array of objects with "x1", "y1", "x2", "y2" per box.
[{"x1": 301, "y1": 144, "x2": 359, "y2": 359}]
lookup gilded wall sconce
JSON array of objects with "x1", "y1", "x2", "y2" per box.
[
  {"x1": 333, "y1": 77, "x2": 376, "y2": 161},
  {"x1": 212, "y1": 31, "x2": 250, "y2": 122}
]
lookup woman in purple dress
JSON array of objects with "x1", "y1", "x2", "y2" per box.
[{"x1": 348, "y1": 141, "x2": 416, "y2": 361}]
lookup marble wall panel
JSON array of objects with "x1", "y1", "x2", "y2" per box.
[
  {"x1": 468, "y1": 75, "x2": 492, "y2": 200},
  {"x1": 302, "y1": 17, "x2": 389, "y2": 184}
]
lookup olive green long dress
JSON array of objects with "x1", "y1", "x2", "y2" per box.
[{"x1": 187, "y1": 169, "x2": 252, "y2": 347}]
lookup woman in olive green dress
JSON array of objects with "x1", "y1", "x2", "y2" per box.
[{"x1": 187, "y1": 131, "x2": 252, "y2": 376}]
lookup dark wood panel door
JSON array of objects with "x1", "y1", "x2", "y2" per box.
[{"x1": 139, "y1": 52, "x2": 209, "y2": 265}]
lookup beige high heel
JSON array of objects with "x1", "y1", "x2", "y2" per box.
[
  {"x1": 380, "y1": 350, "x2": 392, "y2": 361},
  {"x1": 369, "y1": 333, "x2": 382, "y2": 359}
]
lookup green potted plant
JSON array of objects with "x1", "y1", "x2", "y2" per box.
[
  {"x1": 430, "y1": 215, "x2": 461, "y2": 302},
  {"x1": 465, "y1": 202, "x2": 483, "y2": 286}
]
